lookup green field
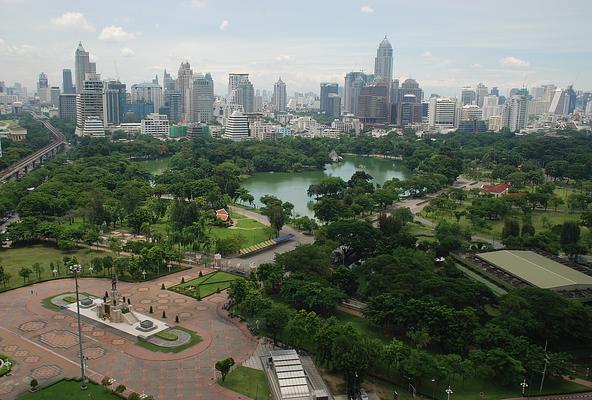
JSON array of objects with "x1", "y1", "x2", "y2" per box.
[
  {"x1": 171, "y1": 271, "x2": 242, "y2": 298},
  {"x1": 220, "y1": 366, "x2": 271, "y2": 400},
  {"x1": 0, "y1": 244, "x2": 108, "y2": 290},
  {"x1": 136, "y1": 326, "x2": 202, "y2": 354},
  {"x1": 18, "y1": 379, "x2": 121, "y2": 400},
  {"x1": 210, "y1": 211, "x2": 273, "y2": 249},
  {"x1": 334, "y1": 310, "x2": 391, "y2": 344}
]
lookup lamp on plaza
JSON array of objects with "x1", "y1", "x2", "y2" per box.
[
  {"x1": 52, "y1": 268, "x2": 58, "y2": 278},
  {"x1": 520, "y1": 379, "x2": 529, "y2": 396},
  {"x1": 196, "y1": 254, "x2": 202, "y2": 265},
  {"x1": 142, "y1": 270, "x2": 147, "y2": 280},
  {"x1": 431, "y1": 378, "x2": 436, "y2": 399},
  {"x1": 89, "y1": 266, "x2": 94, "y2": 276},
  {"x1": 69, "y1": 263, "x2": 88, "y2": 390},
  {"x1": 445, "y1": 386, "x2": 453, "y2": 400},
  {"x1": 167, "y1": 264, "x2": 172, "y2": 273}
]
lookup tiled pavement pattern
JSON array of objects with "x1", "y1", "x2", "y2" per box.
[{"x1": 0, "y1": 268, "x2": 257, "y2": 399}]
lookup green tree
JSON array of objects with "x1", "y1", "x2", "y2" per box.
[
  {"x1": 19, "y1": 266, "x2": 32, "y2": 283},
  {"x1": 261, "y1": 303, "x2": 291, "y2": 345},
  {"x1": 215, "y1": 357, "x2": 235, "y2": 382}
]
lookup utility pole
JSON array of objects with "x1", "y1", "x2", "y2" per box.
[
  {"x1": 521, "y1": 378, "x2": 529, "y2": 396},
  {"x1": 70, "y1": 264, "x2": 88, "y2": 390},
  {"x1": 539, "y1": 340, "x2": 550, "y2": 394}
]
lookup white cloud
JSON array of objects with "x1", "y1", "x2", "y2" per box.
[
  {"x1": 190, "y1": 0, "x2": 207, "y2": 7},
  {"x1": 275, "y1": 54, "x2": 292, "y2": 61},
  {"x1": 499, "y1": 56, "x2": 530, "y2": 68},
  {"x1": 120, "y1": 47, "x2": 135, "y2": 57},
  {"x1": 51, "y1": 12, "x2": 95, "y2": 32},
  {"x1": 470, "y1": 63, "x2": 482, "y2": 68},
  {"x1": 422, "y1": 51, "x2": 433, "y2": 58},
  {"x1": 360, "y1": 5, "x2": 374, "y2": 13},
  {"x1": 99, "y1": 26, "x2": 136, "y2": 42},
  {"x1": 219, "y1": 20, "x2": 229, "y2": 31},
  {"x1": 0, "y1": 38, "x2": 34, "y2": 56}
]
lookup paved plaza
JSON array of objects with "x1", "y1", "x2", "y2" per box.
[{"x1": 0, "y1": 268, "x2": 257, "y2": 399}]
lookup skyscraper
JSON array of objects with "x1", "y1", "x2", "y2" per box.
[
  {"x1": 502, "y1": 95, "x2": 528, "y2": 132},
  {"x1": 228, "y1": 73, "x2": 250, "y2": 97},
  {"x1": 131, "y1": 82, "x2": 163, "y2": 112},
  {"x1": 233, "y1": 78, "x2": 255, "y2": 113},
  {"x1": 62, "y1": 69, "x2": 74, "y2": 94},
  {"x1": 461, "y1": 87, "x2": 476, "y2": 105},
  {"x1": 163, "y1": 69, "x2": 176, "y2": 92},
  {"x1": 273, "y1": 77, "x2": 287, "y2": 112},
  {"x1": 356, "y1": 84, "x2": 388, "y2": 124},
  {"x1": 374, "y1": 36, "x2": 393, "y2": 85},
  {"x1": 103, "y1": 80, "x2": 126, "y2": 125},
  {"x1": 75, "y1": 42, "x2": 91, "y2": 94},
  {"x1": 476, "y1": 83, "x2": 488, "y2": 107},
  {"x1": 75, "y1": 73, "x2": 105, "y2": 137},
  {"x1": 548, "y1": 88, "x2": 570, "y2": 116},
  {"x1": 176, "y1": 61, "x2": 193, "y2": 121},
  {"x1": 191, "y1": 72, "x2": 214, "y2": 122},
  {"x1": 344, "y1": 71, "x2": 372, "y2": 114},
  {"x1": 320, "y1": 82, "x2": 339, "y2": 114},
  {"x1": 428, "y1": 96, "x2": 458, "y2": 129},
  {"x1": 37, "y1": 73, "x2": 50, "y2": 103}
]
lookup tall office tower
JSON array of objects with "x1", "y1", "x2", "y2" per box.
[
  {"x1": 326, "y1": 93, "x2": 341, "y2": 118},
  {"x1": 62, "y1": 69, "x2": 75, "y2": 94},
  {"x1": 530, "y1": 86, "x2": 546, "y2": 100},
  {"x1": 224, "y1": 111, "x2": 250, "y2": 140},
  {"x1": 566, "y1": 85, "x2": 576, "y2": 114},
  {"x1": 374, "y1": 36, "x2": 393, "y2": 85},
  {"x1": 501, "y1": 95, "x2": 528, "y2": 132},
  {"x1": 461, "y1": 87, "x2": 476, "y2": 105},
  {"x1": 0, "y1": 81, "x2": 5, "y2": 93},
  {"x1": 344, "y1": 72, "x2": 372, "y2": 114},
  {"x1": 37, "y1": 72, "x2": 50, "y2": 103},
  {"x1": 548, "y1": 88, "x2": 570, "y2": 116},
  {"x1": 59, "y1": 93, "x2": 77, "y2": 120},
  {"x1": 396, "y1": 94, "x2": 423, "y2": 126},
  {"x1": 233, "y1": 78, "x2": 255, "y2": 113},
  {"x1": 320, "y1": 82, "x2": 339, "y2": 114},
  {"x1": 273, "y1": 77, "x2": 287, "y2": 112},
  {"x1": 482, "y1": 95, "x2": 501, "y2": 119},
  {"x1": 542, "y1": 84, "x2": 557, "y2": 102},
  {"x1": 50, "y1": 87, "x2": 61, "y2": 107},
  {"x1": 461, "y1": 104, "x2": 483, "y2": 121},
  {"x1": 75, "y1": 42, "x2": 92, "y2": 94},
  {"x1": 228, "y1": 73, "x2": 250, "y2": 97},
  {"x1": 176, "y1": 61, "x2": 193, "y2": 121},
  {"x1": 164, "y1": 91, "x2": 182, "y2": 123},
  {"x1": 476, "y1": 83, "x2": 488, "y2": 107},
  {"x1": 356, "y1": 84, "x2": 388, "y2": 124},
  {"x1": 428, "y1": 97, "x2": 458, "y2": 129},
  {"x1": 490, "y1": 87, "x2": 500, "y2": 97},
  {"x1": 131, "y1": 82, "x2": 163, "y2": 113},
  {"x1": 75, "y1": 73, "x2": 105, "y2": 137},
  {"x1": 163, "y1": 69, "x2": 176, "y2": 92},
  {"x1": 396, "y1": 79, "x2": 423, "y2": 103},
  {"x1": 103, "y1": 80, "x2": 126, "y2": 125},
  {"x1": 191, "y1": 72, "x2": 214, "y2": 122}
]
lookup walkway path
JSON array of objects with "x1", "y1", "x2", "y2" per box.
[{"x1": 0, "y1": 268, "x2": 257, "y2": 400}]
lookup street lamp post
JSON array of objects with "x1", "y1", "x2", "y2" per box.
[
  {"x1": 445, "y1": 386, "x2": 453, "y2": 400},
  {"x1": 520, "y1": 379, "x2": 529, "y2": 396},
  {"x1": 431, "y1": 378, "x2": 436, "y2": 399},
  {"x1": 52, "y1": 268, "x2": 58, "y2": 278},
  {"x1": 142, "y1": 270, "x2": 147, "y2": 280},
  {"x1": 69, "y1": 264, "x2": 88, "y2": 390}
]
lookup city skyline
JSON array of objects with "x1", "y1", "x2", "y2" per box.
[{"x1": 0, "y1": 0, "x2": 590, "y2": 96}]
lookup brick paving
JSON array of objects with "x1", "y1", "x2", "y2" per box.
[{"x1": 0, "y1": 267, "x2": 257, "y2": 399}]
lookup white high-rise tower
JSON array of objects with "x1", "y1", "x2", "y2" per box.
[
  {"x1": 273, "y1": 77, "x2": 287, "y2": 112},
  {"x1": 374, "y1": 36, "x2": 393, "y2": 85}
]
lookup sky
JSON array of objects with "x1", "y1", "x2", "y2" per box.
[{"x1": 0, "y1": 0, "x2": 590, "y2": 97}]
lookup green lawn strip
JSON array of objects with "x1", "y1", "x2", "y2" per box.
[
  {"x1": 41, "y1": 291, "x2": 95, "y2": 311},
  {"x1": 136, "y1": 326, "x2": 201, "y2": 354},
  {"x1": 0, "y1": 244, "x2": 108, "y2": 290},
  {"x1": 17, "y1": 378, "x2": 121, "y2": 400},
  {"x1": 334, "y1": 310, "x2": 391, "y2": 344},
  {"x1": 154, "y1": 330, "x2": 178, "y2": 341},
  {"x1": 210, "y1": 225, "x2": 273, "y2": 249},
  {"x1": 219, "y1": 366, "x2": 271, "y2": 400},
  {"x1": 170, "y1": 271, "x2": 242, "y2": 299}
]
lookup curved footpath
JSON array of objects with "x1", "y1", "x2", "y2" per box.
[{"x1": 0, "y1": 267, "x2": 257, "y2": 400}]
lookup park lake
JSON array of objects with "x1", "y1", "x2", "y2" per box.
[{"x1": 138, "y1": 155, "x2": 409, "y2": 218}]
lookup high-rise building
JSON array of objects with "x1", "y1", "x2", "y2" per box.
[
  {"x1": 374, "y1": 36, "x2": 393, "y2": 85},
  {"x1": 566, "y1": 85, "x2": 577, "y2": 114},
  {"x1": 428, "y1": 96, "x2": 458, "y2": 129},
  {"x1": 548, "y1": 88, "x2": 570, "y2": 116},
  {"x1": 62, "y1": 69, "x2": 75, "y2": 94},
  {"x1": 320, "y1": 82, "x2": 338, "y2": 114},
  {"x1": 163, "y1": 69, "x2": 175, "y2": 92},
  {"x1": 396, "y1": 79, "x2": 423, "y2": 103},
  {"x1": 326, "y1": 93, "x2": 341, "y2": 118},
  {"x1": 501, "y1": 95, "x2": 528, "y2": 132},
  {"x1": 191, "y1": 73, "x2": 214, "y2": 122},
  {"x1": 228, "y1": 73, "x2": 250, "y2": 97},
  {"x1": 141, "y1": 113, "x2": 169, "y2": 136},
  {"x1": 461, "y1": 87, "x2": 476, "y2": 105},
  {"x1": 103, "y1": 80, "x2": 126, "y2": 125},
  {"x1": 476, "y1": 83, "x2": 488, "y2": 107},
  {"x1": 273, "y1": 77, "x2": 287, "y2": 112},
  {"x1": 75, "y1": 42, "x2": 92, "y2": 94},
  {"x1": 461, "y1": 104, "x2": 482, "y2": 121},
  {"x1": 50, "y1": 86, "x2": 60, "y2": 107},
  {"x1": 131, "y1": 82, "x2": 163, "y2": 113},
  {"x1": 396, "y1": 94, "x2": 423, "y2": 126},
  {"x1": 164, "y1": 91, "x2": 182, "y2": 123},
  {"x1": 176, "y1": 62, "x2": 193, "y2": 121},
  {"x1": 344, "y1": 72, "x2": 373, "y2": 114},
  {"x1": 224, "y1": 111, "x2": 250, "y2": 140},
  {"x1": 356, "y1": 84, "x2": 388, "y2": 124},
  {"x1": 75, "y1": 73, "x2": 105, "y2": 137},
  {"x1": 37, "y1": 72, "x2": 50, "y2": 103},
  {"x1": 482, "y1": 95, "x2": 501, "y2": 119},
  {"x1": 490, "y1": 87, "x2": 500, "y2": 97},
  {"x1": 231, "y1": 76, "x2": 254, "y2": 113},
  {"x1": 59, "y1": 93, "x2": 77, "y2": 120}
]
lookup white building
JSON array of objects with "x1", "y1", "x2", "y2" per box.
[
  {"x1": 475, "y1": 83, "x2": 488, "y2": 107},
  {"x1": 488, "y1": 116, "x2": 502, "y2": 132},
  {"x1": 428, "y1": 97, "x2": 458, "y2": 129},
  {"x1": 75, "y1": 73, "x2": 105, "y2": 137},
  {"x1": 131, "y1": 82, "x2": 163, "y2": 113},
  {"x1": 141, "y1": 113, "x2": 169, "y2": 136},
  {"x1": 461, "y1": 104, "x2": 483, "y2": 121},
  {"x1": 191, "y1": 72, "x2": 214, "y2": 123},
  {"x1": 223, "y1": 111, "x2": 250, "y2": 140},
  {"x1": 80, "y1": 116, "x2": 105, "y2": 137},
  {"x1": 482, "y1": 95, "x2": 501, "y2": 119},
  {"x1": 502, "y1": 95, "x2": 528, "y2": 133},
  {"x1": 273, "y1": 77, "x2": 287, "y2": 112},
  {"x1": 548, "y1": 88, "x2": 570, "y2": 116}
]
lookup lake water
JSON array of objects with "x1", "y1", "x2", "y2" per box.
[
  {"x1": 136, "y1": 157, "x2": 172, "y2": 175},
  {"x1": 242, "y1": 156, "x2": 410, "y2": 218}
]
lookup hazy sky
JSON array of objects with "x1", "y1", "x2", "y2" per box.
[{"x1": 0, "y1": 0, "x2": 590, "y2": 96}]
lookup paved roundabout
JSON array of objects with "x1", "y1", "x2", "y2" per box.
[{"x1": 0, "y1": 268, "x2": 257, "y2": 400}]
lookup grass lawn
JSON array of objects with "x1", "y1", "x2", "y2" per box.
[
  {"x1": 41, "y1": 291, "x2": 95, "y2": 312},
  {"x1": 171, "y1": 271, "x2": 242, "y2": 298},
  {"x1": 220, "y1": 366, "x2": 271, "y2": 400},
  {"x1": 136, "y1": 326, "x2": 202, "y2": 353},
  {"x1": 17, "y1": 379, "x2": 120, "y2": 400},
  {"x1": 0, "y1": 244, "x2": 108, "y2": 290},
  {"x1": 334, "y1": 310, "x2": 391, "y2": 344}
]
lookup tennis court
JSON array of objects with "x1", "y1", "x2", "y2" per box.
[{"x1": 476, "y1": 250, "x2": 592, "y2": 290}]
